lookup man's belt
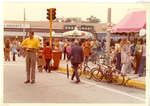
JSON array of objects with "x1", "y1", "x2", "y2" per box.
[{"x1": 26, "y1": 48, "x2": 36, "y2": 52}]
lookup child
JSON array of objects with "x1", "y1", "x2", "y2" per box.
[
  {"x1": 37, "y1": 47, "x2": 44, "y2": 72},
  {"x1": 43, "y1": 41, "x2": 52, "y2": 73}
]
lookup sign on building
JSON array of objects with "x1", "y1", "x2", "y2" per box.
[
  {"x1": 4, "y1": 31, "x2": 26, "y2": 36},
  {"x1": 4, "y1": 24, "x2": 30, "y2": 28}
]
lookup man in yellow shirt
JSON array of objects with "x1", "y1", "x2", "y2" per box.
[{"x1": 21, "y1": 31, "x2": 40, "y2": 84}]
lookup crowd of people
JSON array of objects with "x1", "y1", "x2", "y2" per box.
[
  {"x1": 49, "y1": 37, "x2": 146, "y2": 78},
  {"x1": 111, "y1": 38, "x2": 146, "y2": 77},
  {"x1": 4, "y1": 32, "x2": 146, "y2": 84},
  {"x1": 4, "y1": 39, "x2": 22, "y2": 62}
]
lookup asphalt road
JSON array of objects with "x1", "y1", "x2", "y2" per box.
[{"x1": 3, "y1": 57, "x2": 145, "y2": 103}]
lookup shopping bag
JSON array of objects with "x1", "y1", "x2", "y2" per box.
[{"x1": 51, "y1": 59, "x2": 54, "y2": 66}]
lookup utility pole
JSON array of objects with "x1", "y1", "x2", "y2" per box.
[
  {"x1": 23, "y1": 8, "x2": 26, "y2": 40},
  {"x1": 106, "y1": 8, "x2": 111, "y2": 65}
]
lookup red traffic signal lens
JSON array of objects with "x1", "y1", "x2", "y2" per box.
[
  {"x1": 52, "y1": 8, "x2": 56, "y2": 12},
  {"x1": 47, "y1": 9, "x2": 50, "y2": 12}
]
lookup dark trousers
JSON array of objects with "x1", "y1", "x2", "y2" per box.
[
  {"x1": 84, "y1": 56, "x2": 88, "y2": 64},
  {"x1": 71, "y1": 64, "x2": 80, "y2": 81},
  {"x1": 45, "y1": 59, "x2": 51, "y2": 72},
  {"x1": 67, "y1": 52, "x2": 70, "y2": 60},
  {"x1": 138, "y1": 56, "x2": 146, "y2": 75},
  {"x1": 13, "y1": 53, "x2": 16, "y2": 61},
  {"x1": 64, "y1": 51, "x2": 67, "y2": 60},
  {"x1": 116, "y1": 53, "x2": 121, "y2": 71},
  {"x1": 135, "y1": 52, "x2": 142, "y2": 74}
]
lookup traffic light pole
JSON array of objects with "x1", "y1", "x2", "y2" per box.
[{"x1": 49, "y1": 8, "x2": 53, "y2": 48}]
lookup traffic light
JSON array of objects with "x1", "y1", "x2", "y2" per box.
[
  {"x1": 52, "y1": 8, "x2": 56, "y2": 20},
  {"x1": 46, "y1": 8, "x2": 56, "y2": 20},
  {"x1": 46, "y1": 9, "x2": 50, "y2": 20}
]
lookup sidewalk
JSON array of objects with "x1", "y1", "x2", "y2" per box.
[{"x1": 57, "y1": 59, "x2": 146, "y2": 90}]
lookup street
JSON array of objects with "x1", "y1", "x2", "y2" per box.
[{"x1": 3, "y1": 57, "x2": 145, "y2": 103}]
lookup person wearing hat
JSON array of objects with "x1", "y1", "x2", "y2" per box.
[
  {"x1": 68, "y1": 40, "x2": 84, "y2": 83},
  {"x1": 21, "y1": 32, "x2": 40, "y2": 84}
]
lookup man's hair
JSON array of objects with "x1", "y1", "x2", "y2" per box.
[
  {"x1": 46, "y1": 41, "x2": 50, "y2": 46},
  {"x1": 29, "y1": 31, "x2": 34, "y2": 35}
]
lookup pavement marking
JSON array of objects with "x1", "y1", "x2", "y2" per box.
[
  {"x1": 81, "y1": 80, "x2": 145, "y2": 102},
  {"x1": 56, "y1": 71, "x2": 145, "y2": 102}
]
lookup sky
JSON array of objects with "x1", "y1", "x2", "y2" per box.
[{"x1": 2, "y1": 2, "x2": 148, "y2": 24}]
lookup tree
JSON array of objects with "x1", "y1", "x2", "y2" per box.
[
  {"x1": 86, "y1": 16, "x2": 100, "y2": 23},
  {"x1": 65, "y1": 18, "x2": 72, "y2": 22}
]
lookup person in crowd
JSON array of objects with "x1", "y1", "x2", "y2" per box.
[
  {"x1": 11, "y1": 41, "x2": 18, "y2": 61},
  {"x1": 126, "y1": 41, "x2": 133, "y2": 74},
  {"x1": 63, "y1": 40, "x2": 68, "y2": 60},
  {"x1": 37, "y1": 47, "x2": 44, "y2": 72},
  {"x1": 91, "y1": 38, "x2": 98, "y2": 53},
  {"x1": 114, "y1": 39, "x2": 121, "y2": 71},
  {"x1": 138, "y1": 39, "x2": 146, "y2": 77},
  {"x1": 129, "y1": 40, "x2": 136, "y2": 71},
  {"x1": 101, "y1": 39, "x2": 105, "y2": 51},
  {"x1": 43, "y1": 42, "x2": 47, "y2": 71},
  {"x1": 110, "y1": 38, "x2": 115, "y2": 47},
  {"x1": 82, "y1": 39, "x2": 91, "y2": 63},
  {"x1": 54, "y1": 39, "x2": 60, "y2": 51},
  {"x1": 130, "y1": 40, "x2": 136, "y2": 56},
  {"x1": 66, "y1": 43, "x2": 72, "y2": 60},
  {"x1": 68, "y1": 40, "x2": 84, "y2": 83},
  {"x1": 17, "y1": 41, "x2": 21, "y2": 57},
  {"x1": 110, "y1": 46, "x2": 115, "y2": 67},
  {"x1": 135, "y1": 39, "x2": 143, "y2": 74},
  {"x1": 120, "y1": 38, "x2": 131, "y2": 75},
  {"x1": 21, "y1": 31, "x2": 40, "y2": 84},
  {"x1": 43, "y1": 41, "x2": 52, "y2": 73},
  {"x1": 97, "y1": 40, "x2": 102, "y2": 55},
  {"x1": 59, "y1": 40, "x2": 64, "y2": 60},
  {"x1": 4, "y1": 39, "x2": 10, "y2": 61}
]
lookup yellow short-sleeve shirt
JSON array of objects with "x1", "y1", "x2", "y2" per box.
[{"x1": 21, "y1": 38, "x2": 40, "y2": 49}]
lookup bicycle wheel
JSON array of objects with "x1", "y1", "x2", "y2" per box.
[
  {"x1": 105, "y1": 70, "x2": 113, "y2": 83},
  {"x1": 84, "y1": 66, "x2": 92, "y2": 79},
  {"x1": 78, "y1": 65, "x2": 83, "y2": 77},
  {"x1": 111, "y1": 70, "x2": 125, "y2": 85},
  {"x1": 91, "y1": 68, "x2": 103, "y2": 82}
]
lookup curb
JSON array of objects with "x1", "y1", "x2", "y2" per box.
[{"x1": 57, "y1": 67, "x2": 146, "y2": 90}]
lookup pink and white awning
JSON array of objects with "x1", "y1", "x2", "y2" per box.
[{"x1": 112, "y1": 10, "x2": 146, "y2": 33}]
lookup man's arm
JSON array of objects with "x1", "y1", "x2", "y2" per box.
[
  {"x1": 21, "y1": 39, "x2": 28, "y2": 50},
  {"x1": 21, "y1": 38, "x2": 28, "y2": 47}
]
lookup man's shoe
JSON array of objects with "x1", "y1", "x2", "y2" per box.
[
  {"x1": 71, "y1": 77, "x2": 73, "y2": 80},
  {"x1": 75, "y1": 80, "x2": 80, "y2": 83},
  {"x1": 31, "y1": 81, "x2": 35, "y2": 84},
  {"x1": 24, "y1": 80, "x2": 30, "y2": 84}
]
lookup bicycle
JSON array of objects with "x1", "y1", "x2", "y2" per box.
[
  {"x1": 109, "y1": 66, "x2": 125, "y2": 85},
  {"x1": 91, "y1": 64, "x2": 112, "y2": 82},
  {"x1": 78, "y1": 62, "x2": 92, "y2": 79},
  {"x1": 91, "y1": 64, "x2": 125, "y2": 84}
]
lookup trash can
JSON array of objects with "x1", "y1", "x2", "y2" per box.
[{"x1": 52, "y1": 50, "x2": 62, "y2": 70}]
